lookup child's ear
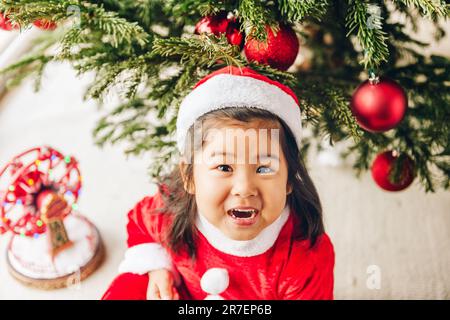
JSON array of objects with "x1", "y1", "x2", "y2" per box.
[
  {"x1": 179, "y1": 159, "x2": 195, "y2": 194},
  {"x1": 286, "y1": 184, "x2": 293, "y2": 195}
]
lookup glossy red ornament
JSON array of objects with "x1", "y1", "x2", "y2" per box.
[
  {"x1": 351, "y1": 77, "x2": 407, "y2": 132},
  {"x1": 195, "y1": 12, "x2": 244, "y2": 48},
  {"x1": 244, "y1": 24, "x2": 299, "y2": 71},
  {"x1": 195, "y1": 12, "x2": 229, "y2": 36},
  {"x1": 33, "y1": 19, "x2": 57, "y2": 30},
  {"x1": 0, "y1": 12, "x2": 19, "y2": 31},
  {"x1": 225, "y1": 18, "x2": 244, "y2": 48},
  {"x1": 371, "y1": 151, "x2": 415, "y2": 191}
]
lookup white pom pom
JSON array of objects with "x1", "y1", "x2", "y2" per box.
[
  {"x1": 204, "y1": 295, "x2": 225, "y2": 300},
  {"x1": 200, "y1": 268, "x2": 229, "y2": 295}
]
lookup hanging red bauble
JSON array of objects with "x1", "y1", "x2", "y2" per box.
[
  {"x1": 195, "y1": 12, "x2": 244, "y2": 48},
  {"x1": 33, "y1": 19, "x2": 57, "y2": 30},
  {"x1": 195, "y1": 12, "x2": 229, "y2": 36},
  {"x1": 351, "y1": 77, "x2": 407, "y2": 132},
  {"x1": 225, "y1": 18, "x2": 244, "y2": 48},
  {"x1": 0, "y1": 12, "x2": 19, "y2": 31},
  {"x1": 371, "y1": 151, "x2": 415, "y2": 191},
  {"x1": 244, "y1": 24, "x2": 299, "y2": 71}
]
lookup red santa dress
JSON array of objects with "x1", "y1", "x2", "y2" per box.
[{"x1": 102, "y1": 191, "x2": 335, "y2": 300}]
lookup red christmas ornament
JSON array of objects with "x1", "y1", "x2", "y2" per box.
[
  {"x1": 195, "y1": 12, "x2": 229, "y2": 35},
  {"x1": 351, "y1": 77, "x2": 407, "y2": 132},
  {"x1": 371, "y1": 151, "x2": 415, "y2": 191},
  {"x1": 195, "y1": 12, "x2": 244, "y2": 48},
  {"x1": 0, "y1": 12, "x2": 19, "y2": 31},
  {"x1": 244, "y1": 24, "x2": 299, "y2": 71},
  {"x1": 33, "y1": 19, "x2": 57, "y2": 30},
  {"x1": 225, "y1": 18, "x2": 244, "y2": 48}
]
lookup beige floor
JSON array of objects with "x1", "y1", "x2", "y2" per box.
[{"x1": 0, "y1": 18, "x2": 449, "y2": 299}]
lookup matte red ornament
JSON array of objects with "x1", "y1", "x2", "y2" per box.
[
  {"x1": 351, "y1": 77, "x2": 407, "y2": 132},
  {"x1": 0, "y1": 12, "x2": 19, "y2": 31},
  {"x1": 244, "y1": 24, "x2": 299, "y2": 71},
  {"x1": 33, "y1": 19, "x2": 57, "y2": 30},
  {"x1": 371, "y1": 151, "x2": 415, "y2": 191}
]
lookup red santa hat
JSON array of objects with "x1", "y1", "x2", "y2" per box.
[{"x1": 176, "y1": 66, "x2": 302, "y2": 153}]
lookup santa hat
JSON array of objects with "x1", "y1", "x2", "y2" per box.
[{"x1": 176, "y1": 66, "x2": 302, "y2": 153}]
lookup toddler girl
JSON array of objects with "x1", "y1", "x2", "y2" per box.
[{"x1": 102, "y1": 66, "x2": 334, "y2": 300}]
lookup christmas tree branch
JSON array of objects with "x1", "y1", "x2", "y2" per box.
[
  {"x1": 393, "y1": 0, "x2": 449, "y2": 20},
  {"x1": 1, "y1": 0, "x2": 150, "y2": 49},
  {"x1": 0, "y1": 0, "x2": 76, "y2": 25},
  {"x1": 0, "y1": 28, "x2": 62, "y2": 90},
  {"x1": 152, "y1": 34, "x2": 244, "y2": 68},
  {"x1": 238, "y1": 0, "x2": 278, "y2": 41},
  {"x1": 345, "y1": 0, "x2": 389, "y2": 69},
  {"x1": 1, "y1": 0, "x2": 449, "y2": 190},
  {"x1": 278, "y1": 0, "x2": 329, "y2": 22},
  {"x1": 293, "y1": 77, "x2": 364, "y2": 142},
  {"x1": 165, "y1": 0, "x2": 229, "y2": 18}
]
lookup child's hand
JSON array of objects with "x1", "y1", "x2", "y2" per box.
[{"x1": 147, "y1": 269, "x2": 180, "y2": 300}]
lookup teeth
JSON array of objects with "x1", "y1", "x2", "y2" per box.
[
  {"x1": 229, "y1": 208, "x2": 258, "y2": 219},
  {"x1": 236, "y1": 209, "x2": 254, "y2": 213}
]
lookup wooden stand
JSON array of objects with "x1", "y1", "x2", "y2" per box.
[{"x1": 6, "y1": 214, "x2": 105, "y2": 290}]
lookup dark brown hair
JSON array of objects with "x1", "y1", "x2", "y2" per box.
[{"x1": 157, "y1": 107, "x2": 324, "y2": 258}]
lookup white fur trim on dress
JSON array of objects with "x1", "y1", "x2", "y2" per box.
[
  {"x1": 118, "y1": 243, "x2": 174, "y2": 275},
  {"x1": 176, "y1": 74, "x2": 302, "y2": 153},
  {"x1": 195, "y1": 204, "x2": 290, "y2": 257}
]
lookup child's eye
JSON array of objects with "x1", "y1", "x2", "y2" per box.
[
  {"x1": 216, "y1": 164, "x2": 233, "y2": 172},
  {"x1": 257, "y1": 166, "x2": 274, "y2": 174}
]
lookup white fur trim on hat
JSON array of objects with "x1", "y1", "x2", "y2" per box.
[
  {"x1": 176, "y1": 74, "x2": 302, "y2": 154},
  {"x1": 118, "y1": 243, "x2": 180, "y2": 284}
]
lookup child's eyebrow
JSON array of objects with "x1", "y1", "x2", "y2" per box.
[
  {"x1": 259, "y1": 155, "x2": 280, "y2": 163},
  {"x1": 208, "y1": 151, "x2": 234, "y2": 158},
  {"x1": 208, "y1": 151, "x2": 280, "y2": 162}
]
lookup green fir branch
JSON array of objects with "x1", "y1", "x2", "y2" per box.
[
  {"x1": 278, "y1": 0, "x2": 329, "y2": 22},
  {"x1": 345, "y1": 0, "x2": 389, "y2": 69},
  {"x1": 393, "y1": 0, "x2": 449, "y2": 19},
  {"x1": 1, "y1": 0, "x2": 449, "y2": 191},
  {"x1": 152, "y1": 34, "x2": 244, "y2": 68},
  {"x1": 238, "y1": 0, "x2": 278, "y2": 42}
]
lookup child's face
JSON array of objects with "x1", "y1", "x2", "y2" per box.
[{"x1": 184, "y1": 118, "x2": 292, "y2": 241}]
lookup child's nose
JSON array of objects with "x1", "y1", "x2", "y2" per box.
[{"x1": 230, "y1": 172, "x2": 258, "y2": 198}]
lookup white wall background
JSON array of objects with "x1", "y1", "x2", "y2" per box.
[{"x1": 0, "y1": 16, "x2": 449, "y2": 299}]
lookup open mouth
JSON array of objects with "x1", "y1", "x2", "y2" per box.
[{"x1": 227, "y1": 208, "x2": 260, "y2": 226}]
